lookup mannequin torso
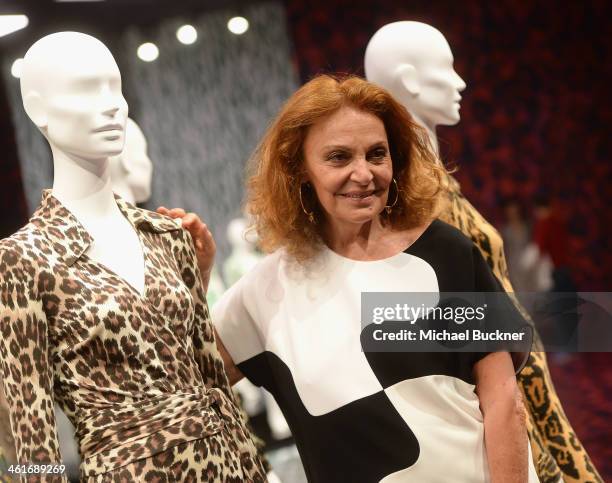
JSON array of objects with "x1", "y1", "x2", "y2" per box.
[
  {"x1": 0, "y1": 31, "x2": 267, "y2": 482},
  {"x1": 53, "y1": 164, "x2": 145, "y2": 295}
]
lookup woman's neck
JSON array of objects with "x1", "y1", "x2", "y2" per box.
[{"x1": 324, "y1": 216, "x2": 388, "y2": 258}]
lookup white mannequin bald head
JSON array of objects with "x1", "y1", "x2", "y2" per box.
[
  {"x1": 365, "y1": 21, "x2": 466, "y2": 131},
  {"x1": 20, "y1": 31, "x2": 128, "y2": 163}
]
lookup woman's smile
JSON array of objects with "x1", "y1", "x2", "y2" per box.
[{"x1": 337, "y1": 188, "x2": 383, "y2": 204}]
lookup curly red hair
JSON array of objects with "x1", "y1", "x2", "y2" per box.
[{"x1": 246, "y1": 74, "x2": 448, "y2": 263}]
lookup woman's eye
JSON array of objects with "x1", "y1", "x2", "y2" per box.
[
  {"x1": 368, "y1": 148, "x2": 388, "y2": 161},
  {"x1": 327, "y1": 152, "x2": 348, "y2": 162}
]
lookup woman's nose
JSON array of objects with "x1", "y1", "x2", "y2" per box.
[{"x1": 350, "y1": 158, "x2": 374, "y2": 184}]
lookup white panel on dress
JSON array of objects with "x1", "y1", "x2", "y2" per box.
[
  {"x1": 382, "y1": 376, "x2": 540, "y2": 482},
  {"x1": 255, "y1": 249, "x2": 439, "y2": 416}
]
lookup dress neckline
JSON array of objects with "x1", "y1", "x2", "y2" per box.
[{"x1": 323, "y1": 219, "x2": 438, "y2": 264}]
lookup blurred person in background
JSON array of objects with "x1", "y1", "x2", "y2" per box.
[
  {"x1": 531, "y1": 194, "x2": 579, "y2": 361},
  {"x1": 500, "y1": 199, "x2": 537, "y2": 294},
  {"x1": 532, "y1": 194, "x2": 576, "y2": 294}
]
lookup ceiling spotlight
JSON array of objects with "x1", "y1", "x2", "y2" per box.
[
  {"x1": 11, "y1": 58, "x2": 23, "y2": 79},
  {"x1": 177, "y1": 25, "x2": 197, "y2": 45},
  {"x1": 0, "y1": 15, "x2": 29, "y2": 38},
  {"x1": 227, "y1": 17, "x2": 249, "y2": 35},
  {"x1": 137, "y1": 42, "x2": 159, "y2": 62}
]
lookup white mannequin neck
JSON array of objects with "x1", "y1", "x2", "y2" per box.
[
  {"x1": 51, "y1": 145, "x2": 119, "y2": 220},
  {"x1": 410, "y1": 113, "x2": 439, "y2": 156}
]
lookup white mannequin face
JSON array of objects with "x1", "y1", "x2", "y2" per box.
[
  {"x1": 365, "y1": 21, "x2": 466, "y2": 129},
  {"x1": 21, "y1": 32, "x2": 128, "y2": 162},
  {"x1": 409, "y1": 42, "x2": 466, "y2": 126}
]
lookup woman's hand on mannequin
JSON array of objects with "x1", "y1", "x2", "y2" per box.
[{"x1": 157, "y1": 206, "x2": 215, "y2": 292}]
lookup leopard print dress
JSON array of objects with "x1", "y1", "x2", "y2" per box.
[
  {"x1": 439, "y1": 175, "x2": 602, "y2": 483},
  {"x1": 0, "y1": 191, "x2": 267, "y2": 482},
  {"x1": 0, "y1": 386, "x2": 13, "y2": 482}
]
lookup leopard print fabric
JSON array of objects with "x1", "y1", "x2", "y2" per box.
[
  {"x1": 439, "y1": 175, "x2": 602, "y2": 483},
  {"x1": 0, "y1": 383, "x2": 13, "y2": 482},
  {"x1": 0, "y1": 191, "x2": 266, "y2": 482},
  {"x1": 0, "y1": 455, "x2": 9, "y2": 483}
]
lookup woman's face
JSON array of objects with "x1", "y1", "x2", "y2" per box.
[{"x1": 302, "y1": 105, "x2": 393, "y2": 227}]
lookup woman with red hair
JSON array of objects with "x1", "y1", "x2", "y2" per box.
[{"x1": 160, "y1": 75, "x2": 537, "y2": 482}]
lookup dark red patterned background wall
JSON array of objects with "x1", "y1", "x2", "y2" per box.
[
  {"x1": 1, "y1": 1, "x2": 609, "y2": 287},
  {"x1": 284, "y1": 0, "x2": 611, "y2": 291}
]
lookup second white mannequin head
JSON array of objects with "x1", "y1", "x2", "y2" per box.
[
  {"x1": 365, "y1": 21, "x2": 466, "y2": 130},
  {"x1": 20, "y1": 31, "x2": 128, "y2": 164},
  {"x1": 110, "y1": 118, "x2": 153, "y2": 204}
]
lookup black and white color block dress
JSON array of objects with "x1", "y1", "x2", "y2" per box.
[{"x1": 213, "y1": 220, "x2": 540, "y2": 483}]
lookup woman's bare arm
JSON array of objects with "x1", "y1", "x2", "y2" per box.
[
  {"x1": 474, "y1": 351, "x2": 528, "y2": 483},
  {"x1": 214, "y1": 328, "x2": 245, "y2": 386}
]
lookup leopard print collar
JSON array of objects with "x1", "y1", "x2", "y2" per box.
[{"x1": 29, "y1": 189, "x2": 180, "y2": 266}]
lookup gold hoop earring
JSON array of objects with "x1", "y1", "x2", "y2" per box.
[
  {"x1": 299, "y1": 183, "x2": 315, "y2": 224},
  {"x1": 385, "y1": 178, "x2": 399, "y2": 214}
]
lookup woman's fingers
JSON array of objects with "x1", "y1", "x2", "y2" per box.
[
  {"x1": 155, "y1": 209, "x2": 215, "y2": 268},
  {"x1": 156, "y1": 206, "x2": 187, "y2": 218},
  {"x1": 197, "y1": 223, "x2": 216, "y2": 252},
  {"x1": 182, "y1": 213, "x2": 201, "y2": 233}
]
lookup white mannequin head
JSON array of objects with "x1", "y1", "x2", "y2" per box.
[
  {"x1": 364, "y1": 21, "x2": 466, "y2": 132},
  {"x1": 20, "y1": 31, "x2": 128, "y2": 164},
  {"x1": 109, "y1": 118, "x2": 153, "y2": 203},
  {"x1": 224, "y1": 217, "x2": 261, "y2": 286},
  {"x1": 227, "y1": 218, "x2": 251, "y2": 252}
]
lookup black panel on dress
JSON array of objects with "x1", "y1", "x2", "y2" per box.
[
  {"x1": 238, "y1": 351, "x2": 420, "y2": 483},
  {"x1": 361, "y1": 221, "x2": 483, "y2": 387}
]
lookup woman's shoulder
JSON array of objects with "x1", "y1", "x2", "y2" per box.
[
  {"x1": 415, "y1": 218, "x2": 476, "y2": 254},
  {"x1": 229, "y1": 249, "x2": 286, "y2": 289}
]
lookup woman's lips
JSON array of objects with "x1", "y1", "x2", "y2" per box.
[
  {"x1": 337, "y1": 189, "x2": 383, "y2": 204},
  {"x1": 339, "y1": 190, "x2": 376, "y2": 199}
]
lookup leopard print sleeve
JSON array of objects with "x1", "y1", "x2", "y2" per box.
[
  {"x1": 173, "y1": 227, "x2": 233, "y2": 394},
  {"x1": 0, "y1": 377, "x2": 17, "y2": 475},
  {"x1": 173, "y1": 228, "x2": 271, "y2": 476},
  {"x1": 0, "y1": 248, "x2": 68, "y2": 483}
]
